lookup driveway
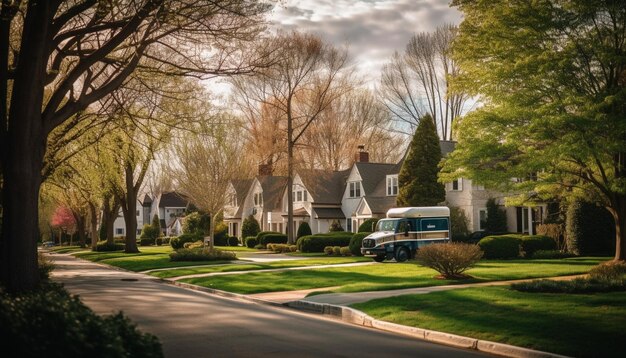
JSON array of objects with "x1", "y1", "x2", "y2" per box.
[{"x1": 50, "y1": 253, "x2": 489, "y2": 357}]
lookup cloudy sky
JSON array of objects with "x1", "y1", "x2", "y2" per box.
[{"x1": 269, "y1": 0, "x2": 462, "y2": 86}]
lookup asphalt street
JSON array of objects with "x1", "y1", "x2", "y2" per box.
[{"x1": 50, "y1": 253, "x2": 490, "y2": 358}]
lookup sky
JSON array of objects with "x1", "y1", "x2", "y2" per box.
[{"x1": 269, "y1": 0, "x2": 462, "y2": 87}]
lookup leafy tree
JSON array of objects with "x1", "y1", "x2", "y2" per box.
[
  {"x1": 151, "y1": 214, "x2": 161, "y2": 236},
  {"x1": 140, "y1": 224, "x2": 160, "y2": 241},
  {"x1": 183, "y1": 212, "x2": 211, "y2": 236},
  {"x1": 296, "y1": 221, "x2": 312, "y2": 239},
  {"x1": 358, "y1": 218, "x2": 379, "y2": 233},
  {"x1": 242, "y1": 215, "x2": 261, "y2": 239},
  {"x1": 449, "y1": 206, "x2": 470, "y2": 241},
  {"x1": 485, "y1": 198, "x2": 508, "y2": 234},
  {"x1": 441, "y1": 1, "x2": 626, "y2": 261},
  {"x1": 397, "y1": 114, "x2": 445, "y2": 206}
]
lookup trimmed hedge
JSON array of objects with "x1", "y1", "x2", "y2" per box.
[
  {"x1": 519, "y1": 235, "x2": 556, "y2": 257},
  {"x1": 95, "y1": 241, "x2": 124, "y2": 252},
  {"x1": 213, "y1": 235, "x2": 229, "y2": 246},
  {"x1": 297, "y1": 233, "x2": 353, "y2": 253},
  {"x1": 169, "y1": 247, "x2": 236, "y2": 262},
  {"x1": 139, "y1": 237, "x2": 155, "y2": 246},
  {"x1": 170, "y1": 233, "x2": 202, "y2": 250},
  {"x1": 358, "y1": 218, "x2": 379, "y2": 233},
  {"x1": 478, "y1": 235, "x2": 521, "y2": 259},
  {"x1": 566, "y1": 200, "x2": 615, "y2": 255},
  {"x1": 259, "y1": 233, "x2": 288, "y2": 246},
  {"x1": 349, "y1": 232, "x2": 371, "y2": 256},
  {"x1": 0, "y1": 282, "x2": 162, "y2": 357},
  {"x1": 256, "y1": 231, "x2": 281, "y2": 241},
  {"x1": 244, "y1": 236, "x2": 258, "y2": 248}
]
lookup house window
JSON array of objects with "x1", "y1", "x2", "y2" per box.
[
  {"x1": 346, "y1": 219, "x2": 352, "y2": 233},
  {"x1": 303, "y1": 191, "x2": 308, "y2": 202},
  {"x1": 349, "y1": 182, "x2": 361, "y2": 198},
  {"x1": 229, "y1": 194, "x2": 237, "y2": 207},
  {"x1": 297, "y1": 191, "x2": 302, "y2": 202},
  {"x1": 254, "y1": 193, "x2": 263, "y2": 206},
  {"x1": 115, "y1": 228, "x2": 124, "y2": 235},
  {"x1": 452, "y1": 179, "x2": 463, "y2": 191},
  {"x1": 386, "y1": 175, "x2": 398, "y2": 196},
  {"x1": 136, "y1": 210, "x2": 140, "y2": 216},
  {"x1": 478, "y1": 209, "x2": 487, "y2": 231}
]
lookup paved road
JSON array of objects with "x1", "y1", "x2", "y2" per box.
[{"x1": 50, "y1": 253, "x2": 489, "y2": 358}]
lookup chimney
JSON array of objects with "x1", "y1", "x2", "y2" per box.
[
  {"x1": 258, "y1": 163, "x2": 272, "y2": 176},
  {"x1": 355, "y1": 145, "x2": 369, "y2": 163}
]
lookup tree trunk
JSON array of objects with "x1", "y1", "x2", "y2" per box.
[
  {"x1": 102, "y1": 196, "x2": 120, "y2": 245},
  {"x1": 77, "y1": 215, "x2": 86, "y2": 248},
  {"x1": 0, "y1": 1, "x2": 55, "y2": 293},
  {"x1": 88, "y1": 202, "x2": 99, "y2": 250},
  {"x1": 611, "y1": 196, "x2": 626, "y2": 261},
  {"x1": 287, "y1": 117, "x2": 294, "y2": 244},
  {"x1": 122, "y1": 163, "x2": 140, "y2": 253},
  {"x1": 208, "y1": 214, "x2": 214, "y2": 250}
]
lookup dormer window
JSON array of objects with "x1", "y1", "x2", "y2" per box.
[
  {"x1": 349, "y1": 181, "x2": 362, "y2": 198},
  {"x1": 229, "y1": 194, "x2": 237, "y2": 207},
  {"x1": 386, "y1": 175, "x2": 398, "y2": 196},
  {"x1": 292, "y1": 189, "x2": 308, "y2": 202},
  {"x1": 452, "y1": 178, "x2": 463, "y2": 191},
  {"x1": 254, "y1": 193, "x2": 263, "y2": 206}
]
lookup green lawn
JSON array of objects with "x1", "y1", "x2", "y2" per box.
[
  {"x1": 149, "y1": 256, "x2": 370, "y2": 278},
  {"x1": 74, "y1": 246, "x2": 243, "y2": 271},
  {"x1": 352, "y1": 286, "x2": 626, "y2": 357},
  {"x1": 181, "y1": 257, "x2": 608, "y2": 294}
]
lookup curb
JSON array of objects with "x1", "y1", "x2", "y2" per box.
[{"x1": 286, "y1": 300, "x2": 570, "y2": 358}]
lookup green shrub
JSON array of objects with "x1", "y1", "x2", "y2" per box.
[
  {"x1": 485, "y1": 198, "x2": 508, "y2": 233},
  {"x1": 259, "y1": 233, "x2": 288, "y2": 246},
  {"x1": 531, "y1": 250, "x2": 575, "y2": 259},
  {"x1": 333, "y1": 246, "x2": 341, "y2": 255},
  {"x1": 227, "y1": 236, "x2": 239, "y2": 246},
  {"x1": 155, "y1": 238, "x2": 163, "y2": 246},
  {"x1": 536, "y1": 223, "x2": 565, "y2": 250},
  {"x1": 589, "y1": 261, "x2": 626, "y2": 281},
  {"x1": 358, "y1": 218, "x2": 379, "y2": 233},
  {"x1": 511, "y1": 278, "x2": 626, "y2": 294},
  {"x1": 449, "y1": 206, "x2": 471, "y2": 242},
  {"x1": 329, "y1": 220, "x2": 344, "y2": 232},
  {"x1": 254, "y1": 244, "x2": 264, "y2": 250},
  {"x1": 349, "y1": 232, "x2": 370, "y2": 256},
  {"x1": 324, "y1": 246, "x2": 334, "y2": 255},
  {"x1": 161, "y1": 237, "x2": 171, "y2": 245},
  {"x1": 38, "y1": 252, "x2": 54, "y2": 280},
  {"x1": 566, "y1": 200, "x2": 615, "y2": 255},
  {"x1": 297, "y1": 222, "x2": 312, "y2": 238},
  {"x1": 95, "y1": 241, "x2": 124, "y2": 252},
  {"x1": 416, "y1": 242, "x2": 483, "y2": 278},
  {"x1": 170, "y1": 233, "x2": 202, "y2": 250},
  {"x1": 242, "y1": 215, "x2": 261, "y2": 239},
  {"x1": 289, "y1": 245, "x2": 297, "y2": 252},
  {"x1": 339, "y1": 247, "x2": 352, "y2": 256},
  {"x1": 140, "y1": 224, "x2": 160, "y2": 241},
  {"x1": 519, "y1": 235, "x2": 556, "y2": 257},
  {"x1": 114, "y1": 236, "x2": 126, "y2": 244},
  {"x1": 256, "y1": 231, "x2": 281, "y2": 242},
  {"x1": 477, "y1": 235, "x2": 521, "y2": 259},
  {"x1": 139, "y1": 237, "x2": 155, "y2": 246},
  {"x1": 244, "y1": 236, "x2": 258, "y2": 248},
  {"x1": 268, "y1": 244, "x2": 292, "y2": 253},
  {"x1": 169, "y1": 247, "x2": 236, "y2": 262},
  {"x1": 183, "y1": 241, "x2": 203, "y2": 249},
  {"x1": 182, "y1": 212, "x2": 211, "y2": 236},
  {"x1": 213, "y1": 235, "x2": 229, "y2": 246},
  {"x1": 297, "y1": 233, "x2": 353, "y2": 253},
  {"x1": 0, "y1": 282, "x2": 162, "y2": 357}
]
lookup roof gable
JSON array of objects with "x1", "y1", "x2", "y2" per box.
[
  {"x1": 159, "y1": 192, "x2": 188, "y2": 208},
  {"x1": 298, "y1": 168, "x2": 350, "y2": 204}
]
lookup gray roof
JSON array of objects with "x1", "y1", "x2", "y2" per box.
[
  {"x1": 232, "y1": 179, "x2": 254, "y2": 219},
  {"x1": 259, "y1": 176, "x2": 288, "y2": 211},
  {"x1": 363, "y1": 196, "x2": 397, "y2": 215},
  {"x1": 313, "y1": 207, "x2": 345, "y2": 219},
  {"x1": 141, "y1": 194, "x2": 152, "y2": 205},
  {"x1": 354, "y1": 162, "x2": 397, "y2": 196},
  {"x1": 159, "y1": 192, "x2": 188, "y2": 208},
  {"x1": 299, "y1": 169, "x2": 350, "y2": 204}
]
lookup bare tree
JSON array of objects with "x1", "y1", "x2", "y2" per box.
[
  {"x1": 0, "y1": 0, "x2": 269, "y2": 291},
  {"x1": 379, "y1": 24, "x2": 469, "y2": 139},
  {"x1": 231, "y1": 31, "x2": 350, "y2": 243}
]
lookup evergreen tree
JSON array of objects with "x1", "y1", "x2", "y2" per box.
[
  {"x1": 397, "y1": 114, "x2": 445, "y2": 206},
  {"x1": 151, "y1": 214, "x2": 162, "y2": 236},
  {"x1": 296, "y1": 222, "x2": 312, "y2": 238},
  {"x1": 485, "y1": 198, "x2": 508, "y2": 233},
  {"x1": 242, "y1": 215, "x2": 261, "y2": 239}
]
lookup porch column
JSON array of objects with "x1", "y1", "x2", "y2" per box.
[{"x1": 527, "y1": 207, "x2": 534, "y2": 235}]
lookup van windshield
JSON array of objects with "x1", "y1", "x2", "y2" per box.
[{"x1": 376, "y1": 219, "x2": 398, "y2": 232}]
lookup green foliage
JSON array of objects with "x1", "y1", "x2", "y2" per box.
[
  {"x1": 228, "y1": 236, "x2": 239, "y2": 246},
  {"x1": 358, "y1": 218, "x2": 379, "y2": 233},
  {"x1": 182, "y1": 212, "x2": 210, "y2": 236},
  {"x1": 38, "y1": 252, "x2": 54, "y2": 281},
  {"x1": 519, "y1": 235, "x2": 556, "y2": 258},
  {"x1": 242, "y1": 215, "x2": 261, "y2": 239},
  {"x1": 140, "y1": 224, "x2": 160, "y2": 241},
  {"x1": 349, "y1": 232, "x2": 370, "y2": 256},
  {"x1": 256, "y1": 231, "x2": 280, "y2": 242},
  {"x1": 589, "y1": 261, "x2": 626, "y2": 282},
  {"x1": 485, "y1": 198, "x2": 507, "y2": 233},
  {"x1": 213, "y1": 235, "x2": 229, "y2": 246},
  {"x1": 95, "y1": 241, "x2": 125, "y2": 252},
  {"x1": 244, "y1": 236, "x2": 258, "y2": 248},
  {"x1": 99, "y1": 223, "x2": 106, "y2": 241},
  {"x1": 139, "y1": 237, "x2": 155, "y2": 246},
  {"x1": 329, "y1": 220, "x2": 344, "y2": 232},
  {"x1": 155, "y1": 238, "x2": 163, "y2": 246},
  {"x1": 169, "y1": 247, "x2": 236, "y2": 262},
  {"x1": 296, "y1": 221, "x2": 312, "y2": 238},
  {"x1": 566, "y1": 200, "x2": 615, "y2": 256},
  {"x1": 266, "y1": 244, "x2": 297, "y2": 253},
  {"x1": 511, "y1": 278, "x2": 626, "y2": 294},
  {"x1": 0, "y1": 283, "x2": 162, "y2": 357},
  {"x1": 416, "y1": 242, "x2": 483, "y2": 278},
  {"x1": 297, "y1": 233, "x2": 353, "y2": 253},
  {"x1": 259, "y1": 233, "x2": 288, "y2": 246},
  {"x1": 151, "y1": 214, "x2": 161, "y2": 233},
  {"x1": 170, "y1": 233, "x2": 202, "y2": 250},
  {"x1": 449, "y1": 207, "x2": 470, "y2": 241},
  {"x1": 530, "y1": 250, "x2": 574, "y2": 260},
  {"x1": 397, "y1": 114, "x2": 445, "y2": 206},
  {"x1": 478, "y1": 235, "x2": 521, "y2": 259}
]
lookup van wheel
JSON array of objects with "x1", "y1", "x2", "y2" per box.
[
  {"x1": 395, "y1": 247, "x2": 409, "y2": 262},
  {"x1": 373, "y1": 255, "x2": 385, "y2": 262}
]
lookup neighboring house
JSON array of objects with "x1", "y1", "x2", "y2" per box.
[
  {"x1": 112, "y1": 197, "x2": 151, "y2": 237},
  {"x1": 111, "y1": 191, "x2": 189, "y2": 237},
  {"x1": 168, "y1": 216, "x2": 185, "y2": 237},
  {"x1": 157, "y1": 192, "x2": 188, "y2": 236},
  {"x1": 224, "y1": 143, "x2": 546, "y2": 238}
]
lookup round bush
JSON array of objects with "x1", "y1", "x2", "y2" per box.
[
  {"x1": 324, "y1": 246, "x2": 334, "y2": 255},
  {"x1": 477, "y1": 235, "x2": 521, "y2": 259},
  {"x1": 228, "y1": 236, "x2": 239, "y2": 246},
  {"x1": 155, "y1": 238, "x2": 163, "y2": 246},
  {"x1": 349, "y1": 232, "x2": 370, "y2": 256},
  {"x1": 170, "y1": 233, "x2": 202, "y2": 250},
  {"x1": 520, "y1": 235, "x2": 556, "y2": 258},
  {"x1": 259, "y1": 233, "x2": 288, "y2": 246},
  {"x1": 298, "y1": 233, "x2": 353, "y2": 253},
  {"x1": 339, "y1": 247, "x2": 352, "y2": 256},
  {"x1": 416, "y1": 242, "x2": 483, "y2": 278},
  {"x1": 358, "y1": 218, "x2": 379, "y2": 233},
  {"x1": 241, "y1": 215, "x2": 261, "y2": 239},
  {"x1": 244, "y1": 236, "x2": 258, "y2": 248}
]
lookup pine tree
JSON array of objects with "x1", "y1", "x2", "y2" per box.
[
  {"x1": 242, "y1": 215, "x2": 261, "y2": 239},
  {"x1": 397, "y1": 114, "x2": 445, "y2": 206},
  {"x1": 485, "y1": 198, "x2": 508, "y2": 233},
  {"x1": 151, "y1": 214, "x2": 162, "y2": 237},
  {"x1": 296, "y1": 222, "x2": 312, "y2": 238}
]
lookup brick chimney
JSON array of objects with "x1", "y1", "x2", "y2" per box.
[
  {"x1": 258, "y1": 163, "x2": 272, "y2": 176},
  {"x1": 355, "y1": 145, "x2": 369, "y2": 163}
]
